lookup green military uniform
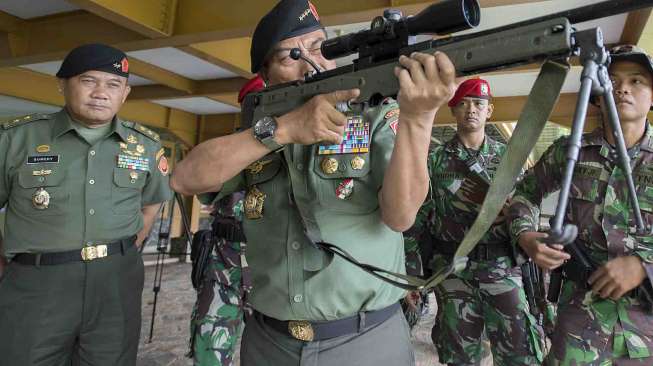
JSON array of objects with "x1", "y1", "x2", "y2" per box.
[
  {"x1": 509, "y1": 127, "x2": 653, "y2": 365},
  {"x1": 0, "y1": 109, "x2": 171, "y2": 365},
  {"x1": 407, "y1": 135, "x2": 544, "y2": 365},
  {"x1": 219, "y1": 100, "x2": 414, "y2": 365},
  {"x1": 190, "y1": 191, "x2": 250, "y2": 366}
]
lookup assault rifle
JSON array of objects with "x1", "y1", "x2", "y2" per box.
[{"x1": 241, "y1": 0, "x2": 653, "y2": 293}]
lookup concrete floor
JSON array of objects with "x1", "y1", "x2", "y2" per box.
[{"x1": 137, "y1": 262, "x2": 492, "y2": 366}]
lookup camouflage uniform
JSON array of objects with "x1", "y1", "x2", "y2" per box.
[
  {"x1": 508, "y1": 127, "x2": 653, "y2": 365},
  {"x1": 189, "y1": 192, "x2": 251, "y2": 366},
  {"x1": 408, "y1": 135, "x2": 544, "y2": 365}
]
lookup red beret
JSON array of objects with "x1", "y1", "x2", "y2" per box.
[
  {"x1": 238, "y1": 75, "x2": 265, "y2": 104},
  {"x1": 448, "y1": 78, "x2": 492, "y2": 107}
]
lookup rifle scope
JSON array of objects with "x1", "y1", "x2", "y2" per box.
[{"x1": 321, "y1": 0, "x2": 480, "y2": 60}]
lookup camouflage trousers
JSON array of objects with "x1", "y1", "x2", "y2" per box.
[
  {"x1": 189, "y1": 256, "x2": 247, "y2": 366},
  {"x1": 547, "y1": 282, "x2": 653, "y2": 366},
  {"x1": 431, "y1": 256, "x2": 544, "y2": 366}
]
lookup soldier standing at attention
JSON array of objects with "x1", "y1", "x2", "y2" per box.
[
  {"x1": 0, "y1": 43, "x2": 172, "y2": 366},
  {"x1": 508, "y1": 45, "x2": 653, "y2": 365},
  {"x1": 407, "y1": 78, "x2": 544, "y2": 366},
  {"x1": 171, "y1": 0, "x2": 457, "y2": 364}
]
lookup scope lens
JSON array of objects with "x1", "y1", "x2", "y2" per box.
[{"x1": 463, "y1": 0, "x2": 481, "y2": 27}]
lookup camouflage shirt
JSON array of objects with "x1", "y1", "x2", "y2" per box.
[
  {"x1": 423, "y1": 135, "x2": 510, "y2": 249},
  {"x1": 508, "y1": 126, "x2": 653, "y2": 359}
]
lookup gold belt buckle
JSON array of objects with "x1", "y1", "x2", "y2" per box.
[
  {"x1": 288, "y1": 320, "x2": 314, "y2": 342},
  {"x1": 81, "y1": 245, "x2": 108, "y2": 261}
]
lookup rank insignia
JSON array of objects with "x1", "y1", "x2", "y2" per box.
[
  {"x1": 336, "y1": 178, "x2": 354, "y2": 199},
  {"x1": 117, "y1": 154, "x2": 150, "y2": 171},
  {"x1": 321, "y1": 158, "x2": 339, "y2": 175},
  {"x1": 245, "y1": 186, "x2": 266, "y2": 219},
  {"x1": 136, "y1": 144, "x2": 145, "y2": 154},
  {"x1": 247, "y1": 159, "x2": 272, "y2": 175},
  {"x1": 36, "y1": 145, "x2": 50, "y2": 153},
  {"x1": 351, "y1": 156, "x2": 365, "y2": 170},
  {"x1": 32, "y1": 187, "x2": 50, "y2": 210},
  {"x1": 318, "y1": 115, "x2": 370, "y2": 155},
  {"x1": 127, "y1": 135, "x2": 138, "y2": 144}
]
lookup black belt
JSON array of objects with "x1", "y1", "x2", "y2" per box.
[
  {"x1": 259, "y1": 302, "x2": 400, "y2": 342},
  {"x1": 436, "y1": 242, "x2": 511, "y2": 261},
  {"x1": 13, "y1": 236, "x2": 136, "y2": 266}
]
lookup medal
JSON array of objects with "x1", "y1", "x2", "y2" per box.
[
  {"x1": 321, "y1": 158, "x2": 339, "y2": 175},
  {"x1": 336, "y1": 179, "x2": 354, "y2": 199},
  {"x1": 32, "y1": 187, "x2": 50, "y2": 210},
  {"x1": 244, "y1": 186, "x2": 266, "y2": 219},
  {"x1": 351, "y1": 156, "x2": 365, "y2": 170}
]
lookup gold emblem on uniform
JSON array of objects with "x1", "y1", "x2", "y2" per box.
[
  {"x1": 32, "y1": 187, "x2": 50, "y2": 210},
  {"x1": 288, "y1": 321, "x2": 314, "y2": 342},
  {"x1": 244, "y1": 186, "x2": 266, "y2": 219},
  {"x1": 32, "y1": 169, "x2": 52, "y2": 176},
  {"x1": 351, "y1": 156, "x2": 365, "y2": 170},
  {"x1": 36, "y1": 145, "x2": 50, "y2": 153},
  {"x1": 321, "y1": 158, "x2": 338, "y2": 174},
  {"x1": 136, "y1": 144, "x2": 145, "y2": 154},
  {"x1": 130, "y1": 171, "x2": 139, "y2": 183},
  {"x1": 119, "y1": 142, "x2": 128, "y2": 149},
  {"x1": 246, "y1": 159, "x2": 272, "y2": 175},
  {"x1": 127, "y1": 135, "x2": 138, "y2": 144}
]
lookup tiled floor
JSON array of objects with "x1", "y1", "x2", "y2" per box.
[{"x1": 137, "y1": 262, "x2": 492, "y2": 366}]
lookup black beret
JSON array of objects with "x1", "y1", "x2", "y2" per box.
[
  {"x1": 250, "y1": 0, "x2": 323, "y2": 73},
  {"x1": 56, "y1": 43, "x2": 129, "y2": 79}
]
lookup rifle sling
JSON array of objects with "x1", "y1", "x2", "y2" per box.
[{"x1": 286, "y1": 60, "x2": 570, "y2": 292}]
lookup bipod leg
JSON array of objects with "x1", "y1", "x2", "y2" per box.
[{"x1": 148, "y1": 197, "x2": 176, "y2": 343}]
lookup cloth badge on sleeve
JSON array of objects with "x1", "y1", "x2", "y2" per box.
[
  {"x1": 158, "y1": 156, "x2": 169, "y2": 176},
  {"x1": 117, "y1": 154, "x2": 150, "y2": 171},
  {"x1": 318, "y1": 115, "x2": 370, "y2": 155}
]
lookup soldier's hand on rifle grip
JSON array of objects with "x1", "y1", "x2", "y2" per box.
[
  {"x1": 518, "y1": 231, "x2": 570, "y2": 270},
  {"x1": 275, "y1": 88, "x2": 361, "y2": 146},
  {"x1": 394, "y1": 52, "x2": 456, "y2": 124},
  {"x1": 588, "y1": 255, "x2": 647, "y2": 300}
]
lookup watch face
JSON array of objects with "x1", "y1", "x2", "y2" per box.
[{"x1": 255, "y1": 116, "x2": 276, "y2": 140}]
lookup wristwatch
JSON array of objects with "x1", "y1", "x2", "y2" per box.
[{"x1": 253, "y1": 116, "x2": 284, "y2": 152}]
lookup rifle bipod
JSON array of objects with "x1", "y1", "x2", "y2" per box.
[
  {"x1": 545, "y1": 28, "x2": 653, "y2": 305},
  {"x1": 147, "y1": 193, "x2": 194, "y2": 343}
]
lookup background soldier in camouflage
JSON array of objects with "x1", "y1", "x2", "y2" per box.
[
  {"x1": 508, "y1": 45, "x2": 653, "y2": 365},
  {"x1": 189, "y1": 191, "x2": 251, "y2": 366},
  {"x1": 407, "y1": 78, "x2": 544, "y2": 365}
]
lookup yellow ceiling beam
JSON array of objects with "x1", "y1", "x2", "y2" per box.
[
  {"x1": 620, "y1": 8, "x2": 652, "y2": 45},
  {"x1": 128, "y1": 77, "x2": 247, "y2": 105},
  {"x1": 180, "y1": 37, "x2": 254, "y2": 78},
  {"x1": 128, "y1": 57, "x2": 197, "y2": 93},
  {"x1": 67, "y1": 0, "x2": 177, "y2": 38}
]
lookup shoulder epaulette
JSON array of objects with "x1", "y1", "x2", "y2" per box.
[
  {"x1": 123, "y1": 121, "x2": 160, "y2": 142},
  {"x1": 1, "y1": 113, "x2": 51, "y2": 130}
]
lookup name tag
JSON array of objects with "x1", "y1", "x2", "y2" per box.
[{"x1": 27, "y1": 155, "x2": 60, "y2": 164}]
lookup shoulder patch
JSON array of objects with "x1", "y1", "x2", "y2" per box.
[
  {"x1": 1, "y1": 113, "x2": 51, "y2": 130},
  {"x1": 125, "y1": 122, "x2": 160, "y2": 142}
]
